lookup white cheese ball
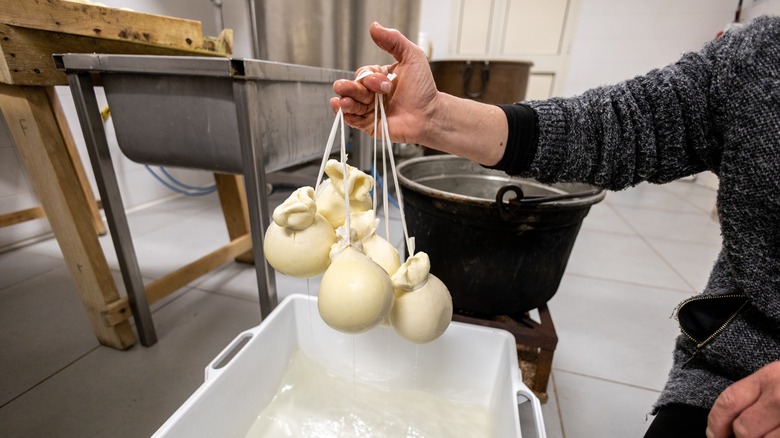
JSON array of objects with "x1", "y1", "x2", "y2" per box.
[
  {"x1": 389, "y1": 252, "x2": 453, "y2": 344},
  {"x1": 349, "y1": 210, "x2": 400, "y2": 275},
  {"x1": 390, "y1": 274, "x2": 453, "y2": 344},
  {"x1": 363, "y1": 235, "x2": 401, "y2": 275},
  {"x1": 318, "y1": 247, "x2": 393, "y2": 333},
  {"x1": 263, "y1": 213, "x2": 335, "y2": 278}
]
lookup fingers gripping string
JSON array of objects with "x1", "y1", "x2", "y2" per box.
[{"x1": 319, "y1": 71, "x2": 410, "y2": 253}]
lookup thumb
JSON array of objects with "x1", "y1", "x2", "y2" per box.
[{"x1": 369, "y1": 22, "x2": 418, "y2": 64}]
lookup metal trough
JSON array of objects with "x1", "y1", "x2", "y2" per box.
[{"x1": 56, "y1": 54, "x2": 352, "y2": 345}]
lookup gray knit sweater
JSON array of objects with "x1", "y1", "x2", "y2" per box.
[{"x1": 518, "y1": 16, "x2": 780, "y2": 412}]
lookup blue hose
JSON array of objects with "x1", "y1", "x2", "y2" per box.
[{"x1": 145, "y1": 165, "x2": 217, "y2": 196}]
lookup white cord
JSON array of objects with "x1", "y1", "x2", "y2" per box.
[
  {"x1": 339, "y1": 111, "x2": 351, "y2": 244},
  {"x1": 378, "y1": 94, "x2": 414, "y2": 257},
  {"x1": 315, "y1": 108, "x2": 343, "y2": 192}
]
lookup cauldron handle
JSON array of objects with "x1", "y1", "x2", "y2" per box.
[
  {"x1": 497, "y1": 185, "x2": 603, "y2": 218},
  {"x1": 496, "y1": 184, "x2": 525, "y2": 220},
  {"x1": 463, "y1": 62, "x2": 490, "y2": 99}
]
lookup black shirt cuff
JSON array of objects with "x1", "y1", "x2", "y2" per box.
[{"x1": 484, "y1": 103, "x2": 539, "y2": 175}]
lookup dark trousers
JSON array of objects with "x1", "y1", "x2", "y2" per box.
[{"x1": 644, "y1": 404, "x2": 711, "y2": 438}]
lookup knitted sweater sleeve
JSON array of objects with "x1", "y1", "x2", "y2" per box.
[
  {"x1": 513, "y1": 27, "x2": 738, "y2": 191},
  {"x1": 514, "y1": 17, "x2": 780, "y2": 320}
]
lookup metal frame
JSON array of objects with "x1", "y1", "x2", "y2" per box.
[
  {"x1": 67, "y1": 71, "x2": 158, "y2": 345},
  {"x1": 58, "y1": 54, "x2": 350, "y2": 345}
]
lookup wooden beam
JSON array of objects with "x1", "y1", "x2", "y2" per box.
[
  {"x1": 0, "y1": 0, "x2": 232, "y2": 86},
  {"x1": 45, "y1": 87, "x2": 106, "y2": 235},
  {"x1": 0, "y1": 83, "x2": 135, "y2": 349},
  {"x1": 0, "y1": 0, "x2": 207, "y2": 50},
  {"x1": 0, "y1": 206, "x2": 45, "y2": 228},
  {"x1": 102, "y1": 297, "x2": 133, "y2": 328},
  {"x1": 214, "y1": 173, "x2": 254, "y2": 264},
  {"x1": 0, "y1": 24, "x2": 227, "y2": 86},
  {"x1": 145, "y1": 234, "x2": 252, "y2": 305}
]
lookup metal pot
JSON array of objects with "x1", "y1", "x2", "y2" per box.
[
  {"x1": 397, "y1": 156, "x2": 605, "y2": 319},
  {"x1": 430, "y1": 60, "x2": 533, "y2": 104}
]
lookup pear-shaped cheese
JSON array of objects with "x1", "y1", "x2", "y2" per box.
[
  {"x1": 263, "y1": 187, "x2": 336, "y2": 278},
  {"x1": 318, "y1": 247, "x2": 393, "y2": 333},
  {"x1": 350, "y1": 210, "x2": 401, "y2": 275},
  {"x1": 315, "y1": 160, "x2": 373, "y2": 228},
  {"x1": 362, "y1": 235, "x2": 401, "y2": 275},
  {"x1": 389, "y1": 252, "x2": 453, "y2": 344}
]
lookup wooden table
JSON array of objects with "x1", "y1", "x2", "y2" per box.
[{"x1": 0, "y1": 0, "x2": 249, "y2": 349}]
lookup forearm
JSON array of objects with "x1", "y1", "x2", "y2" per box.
[{"x1": 417, "y1": 92, "x2": 508, "y2": 166}]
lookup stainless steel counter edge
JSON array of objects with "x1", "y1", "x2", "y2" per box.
[{"x1": 53, "y1": 54, "x2": 353, "y2": 82}]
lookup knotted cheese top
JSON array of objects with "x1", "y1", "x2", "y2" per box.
[
  {"x1": 391, "y1": 251, "x2": 431, "y2": 292},
  {"x1": 324, "y1": 159, "x2": 373, "y2": 203},
  {"x1": 272, "y1": 186, "x2": 317, "y2": 231}
]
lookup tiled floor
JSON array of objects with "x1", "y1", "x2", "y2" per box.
[{"x1": 0, "y1": 176, "x2": 720, "y2": 437}]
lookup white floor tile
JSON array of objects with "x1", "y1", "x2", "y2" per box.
[
  {"x1": 548, "y1": 275, "x2": 685, "y2": 391},
  {"x1": 580, "y1": 202, "x2": 635, "y2": 235},
  {"x1": 120, "y1": 208, "x2": 191, "y2": 238},
  {"x1": 606, "y1": 183, "x2": 701, "y2": 213},
  {"x1": 111, "y1": 212, "x2": 232, "y2": 280},
  {"x1": 554, "y1": 370, "x2": 659, "y2": 438},
  {"x1": 0, "y1": 267, "x2": 99, "y2": 406},
  {"x1": 644, "y1": 238, "x2": 721, "y2": 292},
  {"x1": 0, "y1": 246, "x2": 65, "y2": 290},
  {"x1": 660, "y1": 179, "x2": 718, "y2": 214},
  {"x1": 0, "y1": 289, "x2": 261, "y2": 438},
  {"x1": 194, "y1": 261, "x2": 321, "y2": 304},
  {"x1": 148, "y1": 192, "x2": 222, "y2": 216},
  {"x1": 566, "y1": 229, "x2": 691, "y2": 291},
  {"x1": 613, "y1": 206, "x2": 722, "y2": 245}
]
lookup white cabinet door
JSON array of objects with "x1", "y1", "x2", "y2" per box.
[
  {"x1": 457, "y1": 0, "x2": 494, "y2": 54},
  {"x1": 501, "y1": 0, "x2": 569, "y2": 55},
  {"x1": 450, "y1": 0, "x2": 579, "y2": 98}
]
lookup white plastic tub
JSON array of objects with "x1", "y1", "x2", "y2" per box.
[{"x1": 152, "y1": 294, "x2": 546, "y2": 437}]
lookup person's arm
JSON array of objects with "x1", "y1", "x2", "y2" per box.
[
  {"x1": 333, "y1": 21, "x2": 738, "y2": 191},
  {"x1": 330, "y1": 23, "x2": 508, "y2": 167}
]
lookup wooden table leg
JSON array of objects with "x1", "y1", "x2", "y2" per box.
[
  {"x1": 0, "y1": 89, "x2": 105, "y2": 235},
  {"x1": 0, "y1": 83, "x2": 135, "y2": 349},
  {"x1": 214, "y1": 173, "x2": 254, "y2": 264},
  {"x1": 47, "y1": 88, "x2": 107, "y2": 236}
]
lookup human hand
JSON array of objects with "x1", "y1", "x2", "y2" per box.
[
  {"x1": 330, "y1": 22, "x2": 440, "y2": 145},
  {"x1": 707, "y1": 361, "x2": 780, "y2": 438}
]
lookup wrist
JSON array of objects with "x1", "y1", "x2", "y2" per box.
[
  {"x1": 416, "y1": 91, "x2": 449, "y2": 148},
  {"x1": 419, "y1": 93, "x2": 507, "y2": 166}
]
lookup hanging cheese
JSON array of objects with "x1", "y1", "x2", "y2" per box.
[
  {"x1": 389, "y1": 252, "x2": 453, "y2": 344},
  {"x1": 350, "y1": 210, "x2": 401, "y2": 275},
  {"x1": 318, "y1": 242, "x2": 394, "y2": 334},
  {"x1": 263, "y1": 187, "x2": 335, "y2": 278},
  {"x1": 316, "y1": 159, "x2": 373, "y2": 228}
]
